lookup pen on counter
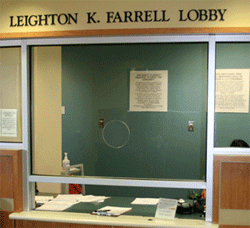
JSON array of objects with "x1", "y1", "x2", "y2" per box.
[{"x1": 93, "y1": 209, "x2": 111, "y2": 216}]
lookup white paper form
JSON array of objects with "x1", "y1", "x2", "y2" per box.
[
  {"x1": 131, "y1": 198, "x2": 159, "y2": 205},
  {"x1": 155, "y1": 198, "x2": 178, "y2": 220}
]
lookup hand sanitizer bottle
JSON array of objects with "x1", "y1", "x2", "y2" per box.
[{"x1": 62, "y1": 152, "x2": 70, "y2": 170}]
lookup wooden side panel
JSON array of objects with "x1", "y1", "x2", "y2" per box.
[
  {"x1": 213, "y1": 157, "x2": 220, "y2": 224},
  {"x1": 213, "y1": 155, "x2": 250, "y2": 225},
  {"x1": 0, "y1": 211, "x2": 14, "y2": 228},
  {"x1": 0, "y1": 156, "x2": 14, "y2": 198},
  {"x1": 71, "y1": 224, "x2": 110, "y2": 228},
  {"x1": 16, "y1": 220, "x2": 110, "y2": 228},
  {"x1": 12, "y1": 151, "x2": 23, "y2": 212},
  {"x1": 0, "y1": 150, "x2": 23, "y2": 212},
  {"x1": 221, "y1": 162, "x2": 250, "y2": 210},
  {"x1": 1, "y1": 27, "x2": 250, "y2": 40},
  {"x1": 220, "y1": 226, "x2": 250, "y2": 228},
  {"x1": 16, "y1": 220, "x2": 70, "y2": 227}
]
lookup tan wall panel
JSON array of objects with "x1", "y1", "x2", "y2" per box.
[
  {"x1": 33, "y1": 46, "x2": 62, "y2": 193},
  {"x1": 219, "y1": 209, "x2": 250, "y2": 226},
  {"x1": 0, "y1": 48, "x2": 22, "y2": 142},
  {"x1": 0, "y1": 198, "x2": 14, "y2": 211},
  {"x1": 1, "y1": 0, "x2": 250, "y2": 34}
]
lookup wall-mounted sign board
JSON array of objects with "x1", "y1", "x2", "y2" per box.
[
  {"x1": 0, "y1": 0, "x2": 249, "y2": 39},
  {"x1": 0, "y1": 109, "x2": 17, "y2": 137},
  {"x1": 216, "y1": 69, "x2": 250, "y2": 113},
  {"x1": 129, "y1": 70, "x2": 168, "y2": 112}
]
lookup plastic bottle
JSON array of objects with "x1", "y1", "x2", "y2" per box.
[{"x1": 62, "y1": 152, "x2": 70, "y2": 170}]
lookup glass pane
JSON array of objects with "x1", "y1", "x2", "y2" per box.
[
  {"x1": 0, "y1": 47, "x2": 22, "y2": 142},
  {"x1": 215, "y1": 42, "x2": 250, "y2": 147},
  {"x1": 32, "y1": 43, "x2": 208, "y2": 180}
]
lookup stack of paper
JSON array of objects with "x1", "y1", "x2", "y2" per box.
[
  {"x1": 35, "y1": 194, "x2": 110, "y2": 211},
  {"x1": 35, "y1": 196, "x2": 54, "y2": 205},
  {"x1": 36, "y1": 200, "x2": 78, "y2": 211},
  {"x1": 36, "y1": 195, "x2": 79, "y2": 211}
]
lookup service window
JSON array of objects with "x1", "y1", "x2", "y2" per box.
[{"x1": 31, "y1": 42, "x2": 208, "y2": 197}]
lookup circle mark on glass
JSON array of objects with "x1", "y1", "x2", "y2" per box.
[{"x1": 102, "y1": 120, "x2": 130, "y2": 149}]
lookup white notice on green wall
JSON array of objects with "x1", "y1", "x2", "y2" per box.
[
  {"x1": 216, "y1": 69, "x2": 250, "y2": 113},
  {"x1": 0, "y1": 109, "x2": 17, "y2": 137},
  {"x1": 129, "y1": 70, "x2": 168, "y2": 112}
]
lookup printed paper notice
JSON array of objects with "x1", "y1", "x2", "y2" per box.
[
  {"x1": 155, "y1": 198, "x2": 178, "y2": 220},
  {"x1": 129, "y1": 70, "x2": 168, "y2": 112},
  {"x1": 0, "y1": 109, "x2": 17, "y2": 137},
  {"x1": 216, "y1": 69, "x2": 250, "y2": 113}
]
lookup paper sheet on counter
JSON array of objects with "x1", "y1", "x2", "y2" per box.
[
  {"x1": 155, "y1": 198, "x2": 178, "y2": 220},
  {"x1": 35, "y1": 194, "x2": 111, "y2": 211},
  {"x1": 35, "y1": 196, "x2": 54, "y2": 205},
  {"x1": 77, "y1": 195, "x2": 110, "y2": 203},
  {"x1": 131, "y1": 198, "x2": 159, "y2": 205},
  {"x1": 36, "y1": 200, "x2": 78, "y2": 211}
]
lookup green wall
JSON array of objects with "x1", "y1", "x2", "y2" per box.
[
  {"x1": 62, "y1": 43, "x2": 207, "y2": 197},
  {"x1": 215, "y1": 43, "x2": 250, "y2": 147}
]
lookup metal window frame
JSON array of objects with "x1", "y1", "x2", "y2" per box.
[{"x1": 0, "y1": 34, "x2": 249, "y2": 223}]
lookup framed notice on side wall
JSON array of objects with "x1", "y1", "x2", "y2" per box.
[
  {"x1": 0, "y1": 109, "x2": 18, "y2": 137},
  {"x1": 216, "y1": 69, "x2": 250, "y2": 113},
  {"x1": 129, "y1": 70, "x2": 168, "y2": 112}
]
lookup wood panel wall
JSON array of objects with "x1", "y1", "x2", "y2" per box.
[
  {"x1": 213, "y1": 155, "x2": 250, "y2": 226},
  {"x1": 220, "y1": 162, "x2": 250, "y2": 210},
  {"x1": 0, "y1": 149, "x2": 23, "y2": 212},
  {"x1": 15, "y1": 220, "x2": 110, "y2": 228},
  {"x1": 0, "y1": 156, "x2": 14, "y2": 198},
  {"x1": 0, "y1": 150, "x2": 23, "y2": 228},
  {"x1": 1, "y1": 27, "x2": 250, "y2": 40},
  {"x1": 0, "y1": 211, "x2": 15, "y2": 228},
  {"x1": 220, "y1": 226, "x2": 250, "y2": 228}
]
